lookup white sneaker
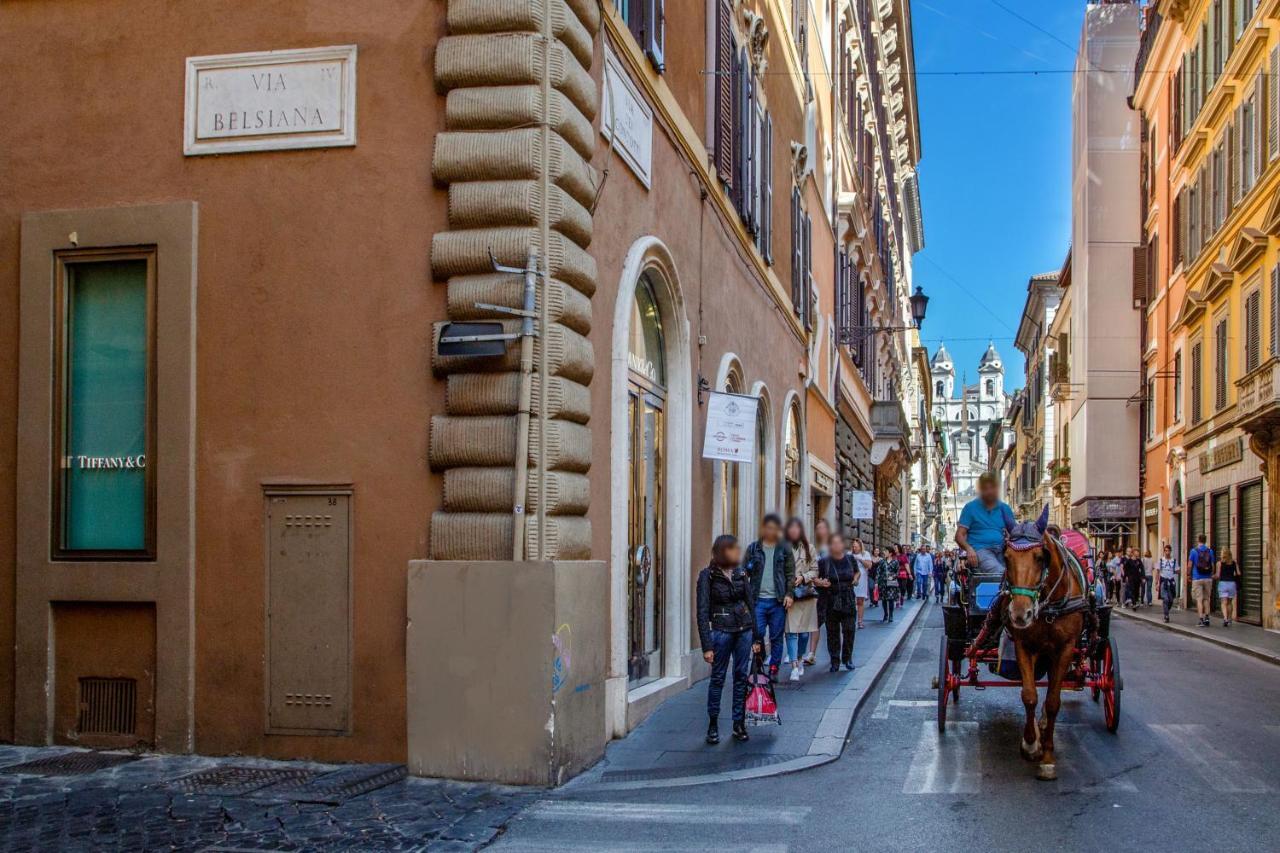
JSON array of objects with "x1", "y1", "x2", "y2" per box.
[
  {"x1": 789, "y1": 664, "x2": 801, "y2": 682},
  {"x1": 797, "y1": 662, "x2": 805, "y2": 677}
]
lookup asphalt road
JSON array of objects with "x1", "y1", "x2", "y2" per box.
[{"x1": 491, "y1": 605, "x2": 1280, "y2": 852}]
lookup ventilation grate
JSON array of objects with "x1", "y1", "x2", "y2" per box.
[
  {"x1": 1, "y1": 751, "x2": 139, "y2": 776},
  {"x1": 170, "y1": 766, "x2": 320, "y2": 796},
  {"x1": 77, "y1": 677, "x2": 137, "y2": 736}
]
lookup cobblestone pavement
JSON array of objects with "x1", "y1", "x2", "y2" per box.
[{"x1": 0, "y1": 746, "x2": 531, "y2": 851}]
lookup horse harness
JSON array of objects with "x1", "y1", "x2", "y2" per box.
[{"x1": 1004, "y1": 523, "x2": 1090, "y2": 625}]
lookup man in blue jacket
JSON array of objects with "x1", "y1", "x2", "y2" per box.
[{"x1": 743, "y1": 513, "x2": 796, "y2": 681}]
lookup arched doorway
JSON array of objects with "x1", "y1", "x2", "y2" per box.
[
  {"x1": 608, "y1": 237, "x2": 693, "y2": 735},
  {"x1": 626, "y1": 274, "x2": 666, "y2": 688}
]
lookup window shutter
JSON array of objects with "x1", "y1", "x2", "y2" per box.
[
  {"x1": 1149, "y1": 234, "x2": 1160, "y2": 304},
  {"x1": 1199, "y1": 163, "x2": 1210, "y2": 247},
  {"x1": 1252, "y1": 72, "x2": 1264, "y2": 180},
  {"x1": 1229, "y1": 110, "x2": 1240, "y2": 205},
  {"x1": 713, "y1": 0, "x2": 733, "y2": 184},
  {"x1": 1191, "y1": 341, "x2": 1203, "y2": 424},
  {"x1": 1132, "y1": 243, "x2": 1148, "y2": 307},
  {"x1": 645, "y1": 0, "x2": 665, "y2": 73},
  {"x1": 762, "y1": 111, "x2": 773, "y2": 263},
  {"x1": 1271, "y1": 266, "x2": 1280, "y2": 358},
  {"x1": 791, "y1": 189, "x2": 801, "y2": 314},
  {"x1": 1246, "y1": 289, "x2": 1261, "y2": 374},
  {"x1": 1215, "y1": 320, "x2": 1228, "y2": 411},
  {"x1": 1271, "y1": 46, "x2": 1279, "y2": 160},
  {"x1": 1234, "y1": 0, "x2": 1244, "y2": 43},
  {"x1": 801, "y1": 211, "x2": 812, "y2": 330},
  {"x1": 745, "y1": 76, "x2": 757, "y2": 235},
  {"x1": 628, "y1": 1, "x2": 649, "y2": 54},
  {"x1": 730, "y1": 49, "x2": 744, "y2": 213},
  {"x1": 1173, "y1": 191, "x2": 1183, "y2": 267}
]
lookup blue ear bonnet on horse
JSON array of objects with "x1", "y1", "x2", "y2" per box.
[{"x1": 1008, "y1": 520, "x2": 1043, "y2": 552}]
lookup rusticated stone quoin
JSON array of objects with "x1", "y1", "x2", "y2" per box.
[{"x1": 429, "y1": 0, "x2": 599, "y2": 560}]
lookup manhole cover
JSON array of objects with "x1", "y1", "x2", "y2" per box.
[
  {"x1": 254, "y1": 763, "x2": 406, "y2": 804},
  {"x1": 170, "y1": 766, "x2": 319, "y2": 795},
  {"x1": 1, "y1": 751, "x2": 140, "y2": 776}
]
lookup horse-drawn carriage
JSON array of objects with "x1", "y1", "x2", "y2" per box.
[{"x1": 934, "y1": 520, "x2": 1122, "y2": 778}]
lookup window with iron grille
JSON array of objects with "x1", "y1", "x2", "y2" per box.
[{"x1": 1214, "y1": 318, "x2": 1229, "y2": 411}]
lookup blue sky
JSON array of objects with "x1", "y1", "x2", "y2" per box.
[{"x1": 911, "y1": 1, "x2": 1088, "y2": 391}]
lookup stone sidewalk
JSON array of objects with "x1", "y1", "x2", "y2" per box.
[
  {"x1": 570, "y1": 597, "x2": 930, "y2": 791},
  {"x1": 0, "y1": 746, "x2": 529, "y2": 851},
  {"x1": 1114, "y1": 600, "x2": 1280, "y2": 665}
]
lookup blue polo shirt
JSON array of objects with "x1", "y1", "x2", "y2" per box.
[{"x1": 958, "y1": 498, "x2": 1015, "y2": 552}]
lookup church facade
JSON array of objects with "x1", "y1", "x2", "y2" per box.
[{"x1": 930, "y1": 343, "x2": 1012, "y2": 541}]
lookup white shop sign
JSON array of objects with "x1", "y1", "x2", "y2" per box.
[
  {"x1": 601, "y1": 46, "x2": 653, "y2": 188},
  {"x1": 850, "y1": 491, "x2": 874, "y2": 520},
  {"x1": 184, "y1": 45, "x2": 357, "y2": 156},
  {"x1": 703, "y1": 392, "x2": 759, "y2": 463}
]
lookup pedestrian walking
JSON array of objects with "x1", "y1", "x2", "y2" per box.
[
  {"x1": 743, "y1": 514, "x2": 796, "y2": 681},
  {"x1": 850, "y1": 537, "x2": 873, "y2": 629},
  {"x1": 876, "y1": 546, "x2": 901, "y2": 622},
  {"x1": 696, "y1": 535, "x2": 761, "y2": 745},
  {"x1": 783, "y1": 517, "x2": 819, "y2": 683},
  {"x1": 912, "y1": 544, "x2": 934, "y2": 601},
  {"x1": 1158, "y1": 544, "x2": 1179, "y2": 622},
  {"x1": 932, "y1": 550, "x2": 947, "y2": 603},
  {"x1": 817, "y1": 533, "x2": 859, "y2": 672},
  {"x1": 897, "y1": 548, "x2": 913, "y2": 600},
  {"x1": 1188, "y1": 534, "x2": 1216, "y2": 627},
  {"x1": 807, "y1": 519, "x2": 831, "y2": 667},
  {"x1": 1141, "y1": 550, "x2": 1155, "y2": 606},
  {"x1": 1121, "y1": 547, "x2": 1144, "y2": 609},
  {"x1": 1107, "y1": 551, "x2": 1124, "y2": 604},
  {"x1": 1216, "y1": 548, "x2": 1241, "y2": 628}
]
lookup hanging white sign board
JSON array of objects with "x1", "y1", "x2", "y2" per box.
[
  {"x1": 850, "y1": 491, "x2": 874, "y2": 520},
  {"x1": 702, "y1": 392, "x2": 759, "y2": 463}
]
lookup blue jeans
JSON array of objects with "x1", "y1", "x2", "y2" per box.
[
  {"x1": 915, "y1": 575, "x2": 930, "y2": 599},
  {"x1": 975, "y1": 547, "x2": 1006, "y2": 574},
  {"x1": 707, "y1": 629, "x2": 753, "y2": 722},
  {"x1": 785, "y1": 632, "x2": 809, "y2": 662},
  {"x1": 755, "y1": 598, "x2": 787, "y2": 669}
]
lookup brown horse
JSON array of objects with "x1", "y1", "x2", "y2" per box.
[{"x1": 1004, "y1": 521, "x2": 1086, "y2": 781}]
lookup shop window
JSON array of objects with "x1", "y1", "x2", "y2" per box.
[{"x1": 53, "y1": 250, "x2": 155, "y2": 559}]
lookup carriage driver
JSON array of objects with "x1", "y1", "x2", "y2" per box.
[{"x1": 955, "y1": 471, "x2": 1016, "y2": 577}]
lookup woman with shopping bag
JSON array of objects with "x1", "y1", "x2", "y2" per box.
[{"x1": 696, "y1": 535, "x2": 762, "y2": 745}]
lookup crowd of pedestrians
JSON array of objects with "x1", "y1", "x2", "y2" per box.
[
  {"x1": 1089, "y1": 535, "x2": 1246, "y2": 629},
  {"x1": 695, "y1": 512, "x2": 940, "y2": 744}
]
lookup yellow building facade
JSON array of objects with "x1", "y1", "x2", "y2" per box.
[{"x1": 1163, "y1": 0, "x2": 1280, "y2": 626}]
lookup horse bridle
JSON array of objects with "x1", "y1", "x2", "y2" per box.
[{"x1": 1005, "y1": 538, "x2": 1085, "y2": 624}]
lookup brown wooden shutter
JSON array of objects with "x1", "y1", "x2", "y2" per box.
[
  {"x1": 745, "y1": 75, "x2": 757, "y2": 235},
  {"x1": 1173, "y1": 191, "x2": 1182, "y2": 267},
  {"x1": 762, "y1": 111, "x2": 774, "y2": 263},
  {"x1": 791, "y1": 189, "x2": 801, "y2": 314},
  {"x1": 1271, "y1": 265, "x2": 1280, "y2": 358},
  {"x1": 713, "y1": 0, "x2": 733, "y2": 184},
  {"x1": 1229, "y1": 110, "x2": 1240, "y2": 205},
  {"x1": 1215, "y1": 319, "x2": 1228, "y2": 411},
  {"x1": 1132, "y1": 243, "x2": 1149, "y2": 307},
  {"x1": 731, "y1": 49, "x2": 745, "y2": 213},
  {"x1": 1246, "y1": 289, "x2": 1261, "y2": 374},
  {"x1": 802, "y1": 211, "x2": 813, "y2": 330},
  {"x1": 1149, "y1": 234, "x2": 1160, "y2": 305},
  {"x1": 628, "y1": 1, "x2": 649, "y2": 53},
  {"x1": 1191, "y1": 341, "x2": 1203, "y2": 424}
]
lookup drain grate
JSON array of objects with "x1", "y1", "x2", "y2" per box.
[
  {"x1": 170, "y1": 766, "x2": 320, "y2": 795},
  {"x1": 253, "y1": 763, "x2": 407, "y2": 804},
  {"x1": 1, "y1": 751, "x2": 140, "y2": 776}
]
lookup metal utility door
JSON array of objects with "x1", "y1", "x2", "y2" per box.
[
  {"x1": 266, "y1": 490, "x2": 351, "y2": 733},
  {"x1": 1237, "y1": 482, "x2": 1263, "y2": 623}
]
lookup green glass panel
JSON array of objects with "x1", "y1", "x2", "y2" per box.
[{"x1": 62, "y1": 260, "x2": 148, "y2": 551}]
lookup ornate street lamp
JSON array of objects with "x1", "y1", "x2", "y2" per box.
[
  {"x1": 836, "y1": 284, "x2": 931, "y2": 346},
  {"x1": 909, "y1": 285, "x2": 930, "y2": 331}
]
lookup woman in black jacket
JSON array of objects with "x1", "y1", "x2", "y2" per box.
[
  {"x1": 817, "y1": 533, "x2": 861, "y2": 672},
  {"x1": 697, "y1": 535, "x2": 762, "y2": 745}
]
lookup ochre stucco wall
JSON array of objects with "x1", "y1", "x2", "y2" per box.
[{"x1": 0, "y1": 0, "x2": 448, "y2": 760}]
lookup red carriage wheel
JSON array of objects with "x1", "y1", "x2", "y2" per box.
[
  {"x1": 1101, "y1": 637, "x2": 1121, "y2": 733},
  {"x1": 937, "y1": 636, "x2": 949, "y2": 732}
]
